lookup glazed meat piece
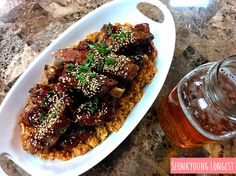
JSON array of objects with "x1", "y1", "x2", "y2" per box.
[
  {"x1": 29, "y1": 84, "x2": 59, "y2": 110},
  {"x1": 20, "y1": 105, "x2": 47, "y2": 127},
  {"x1": 55, "y1": 48, "x2": 87, "y2": 64},
  {"x1": 29, "y1": 84, "x2": 50, "y2": 104},
  {"x1": 57, "y1": 127, "x2": 95, "y2": 149},
  {"x1": 74, "y1": 97, "x2": 116, "y2": 126},
  {"x1": 100, "y1": 52, "x2": 139, "y2": 81},
  {"x1": 132, "y1": 23, "x2": 154, "y2": 45},
  {"x1": 75, "y1": 40, "x2": 91, "y2": 52},
  {"x1": 100, "y1": 23, "x2": 154, "y2": 53},
  {"x1": 118, "y1": 44, "x2": 155, "y2": 66},
  {"x1": 55, "y1": 48, "x2": 139, "y2": 81},
  {"x1": 26, "y1": 96, "x2": 71, "y2": 153},
  {"x1": 58, "y1": 69, "x2": 118, "y2": 98}
]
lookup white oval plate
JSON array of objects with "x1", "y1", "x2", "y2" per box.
[{"x1": 0, "y1": 0, "x2": 175, "y2": 175}]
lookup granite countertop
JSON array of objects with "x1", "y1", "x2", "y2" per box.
[{"x1": 0, "y1": 0, "x2": 236, "y2": 175}]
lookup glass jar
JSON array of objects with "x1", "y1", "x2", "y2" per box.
[{"x1": 158, "y1": 55, "x2": 236, "y2": 148}]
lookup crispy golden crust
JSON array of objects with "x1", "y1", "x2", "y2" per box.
[{"x1": 20, "y1": 23, "x2": 157, "y2": 160}]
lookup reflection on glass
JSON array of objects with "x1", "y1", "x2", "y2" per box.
[
  {"x1": 170, "y1": 0, "x2": 210, "y2": 8},
  {"x1": 0, "y1": 0, "x2": 7, "y2": 9}
]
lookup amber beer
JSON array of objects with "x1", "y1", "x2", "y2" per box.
[
  {"x1": 159, "y1": 86, "x2": 213, "y2": 148},
  {"x1": 158, "y1": 56, "x2": 236, "y2": 148}
]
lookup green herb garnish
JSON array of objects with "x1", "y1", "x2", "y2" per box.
[
  {"x1": 119, "y1": 31, "x2": 126, "y2": 39},
  {"x1": 126, "y1": 31, "x2": 132, "y2": 38},
  {"x1": 41, "y1": 96, "x2": 49, "y2": 106},
  {"x1": 76, "y1": 74, "x2": 88, "y2": 84},
  {"x1": 88, "y1": 42, "x2": 110, "y2": 55},
  {"x1": 97, "y1": 60, "x2": 104, "y2": 72},
  {"x1": 87, "y1": 43, "x2": 94, "y2": 49},
  {"x1": 67, "y1": 63, "x2": 75, "y2": 68},
  {"x1": 66, "y1": 63, "x2": 76, "y2": 72},
  {"x1": 39, "y1": 114, "x2": 46, "y2": 122},
  {"x1": 105, "y1": 58, "x2": 116, "y2": 65},
  {"x1": 90, "y1": 97, "x2": 99, "y2": 115},
  {"x1": 85, "y1": 53, "x2": 95, "y2": 65},
  {"x1": 66, "y1": 67, "x2": 74, "y2": 73},
  {"x1": 110, "y1": 31, "x2": 129, "y2": 40},
  {"x1": 79, "y1": 65, "x2": 90, "y2": 73},
  {"x1": 94, "y1": 43, "x2": 109, "y2": 55},
  {"x1": 106, "y1": 25, "x2": 112, "y2": 35},
  {"x1": 59, "y1": 126, "x2": 68, "y2": 133},
  {"x1": 87, "y1": 73, "x2": 97, "y2": 78},
  {"x1": 49, "y1": 112, "x2": 57, "y2": 119},
  {"x1": 110, "y1": 33, "x2": 119, "y2": 39},
  {"x1": 134, "y1": 49, "x2": 143, "y2": 56}
]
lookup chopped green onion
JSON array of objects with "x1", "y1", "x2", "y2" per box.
[
  {"x1": 106, "y1": 25, "x2": 112, "y2": 35},
  {"x1": 66, "y1": 67, "x2": 74, "y2": 73},
  {"x1": 90, "y1": 107, "x2": 97, "y2": 115},
  {"x1": 134, "y1": 49, "x2": 143, "y2": 56},
  {"x1": 59, "y1": 126, "x2": 68, "y2": 133},
  {"x1": 97, "y1": 60, "x2": 104, "y2": 72},
  {"x1": 110, "y1": 31, "x2": 129, "y2": 40},
  {"x1": 41, "y1": 97, "x2": 48, "y2": 106},
  {"x1": 94, "y1": 97, "x2": 99, "y2": 105},
  {"x1": 79, "y1": 128, "x2": 86, "y2": 133},
  {"x1": 67, "y1": 63, "x2": 75, "y2": 68},
  {"x1": 126, "y1": 31, "x2": 132, "y2": 38},
  {"x1": 110, "y1": 33, "x2": 119, "y2": 39},
  {"x1": 87, "y1": 73, "x2": 97, "y2": 78},
  {"x1": 90, "y1": 97, "x2": 99, "y2": 115},
  {"x1": 49, "y1": 112, "x2": 57, "y2": 119},
  {"x1": 66, "y1": 63, "x2": 76, "y2": 72},
  {"x1": 105, "y1": 58, "x2": 116, "y2": 65},
  {"x1": 86, "y1": 53, "x2": 95, "y2": 65},
  {"x1": 39, "y1": 114, "x2": 46, "y2": 122},
  {"x1": 87, "y1": 43, "x2": 94, "y2": 49},
  {"x1": 119, "y1": 31, "x2": 126, "y2": 39},
  {"x1": 76, "y1": 74, "x2": 88, "y2": 84},
  {"x1": 94, "y1": 43, "x2": 109, "y2": 55},
  {"x1": 79, "y1": 65, "x2": 90, "y2": 73}
]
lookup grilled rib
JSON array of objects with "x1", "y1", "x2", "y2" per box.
[
  {"x1": 100, "y1": 23, "x2": 154, "y2": 53},
  {"x1": 55, "y1": 48, "x2": 139, "y2": 81},
  {"x1": 74, "y1": 97, "x2": 116, "y2": 126},
  {"x1": 20, "y1": 104, "x2": 47, "y2": 127},
  {"x1": 57, "y1": 71, "x2": 118, "y2": 98},
  {"x1": 26, "y1": 96, "x2": 71, "y2": 153},
  {"x1": 57, "y1": 127, "x2": 95, "y2": 149}
]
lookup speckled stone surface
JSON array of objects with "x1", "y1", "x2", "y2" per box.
[{"x1": 0, "y1": 0, "x2": 235, "y2": 175}]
